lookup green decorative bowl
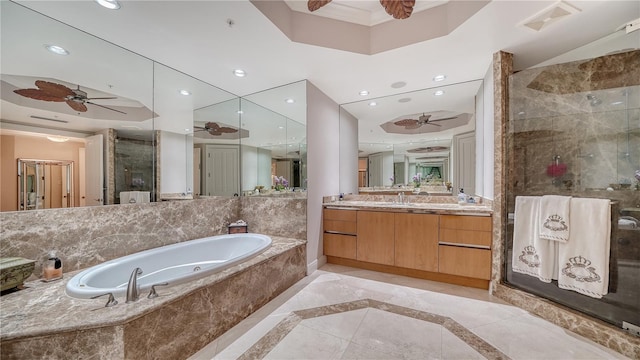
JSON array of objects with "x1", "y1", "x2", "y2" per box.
[{"x1": 0, "y1": 257, "x2": 36, "y2": 291}]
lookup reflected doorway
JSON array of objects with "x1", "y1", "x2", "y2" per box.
[{"x1": 17, "y1": 159, "x2": 73, "y2": 210}]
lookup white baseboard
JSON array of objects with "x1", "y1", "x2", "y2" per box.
[{"x1": 306, "y1": 256, "x2": 327, "y2": 275}]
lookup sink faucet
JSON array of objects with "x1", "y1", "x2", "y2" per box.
[
  {"x1": 126, "y1": 267, "x2": 142, "y2": 303},
  {"x1": 397, "y1": 192, "x2": 405, "y2": 204}
]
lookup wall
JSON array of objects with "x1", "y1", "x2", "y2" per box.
[
  {"x1": 0, "y1": 134, "x2": 83, "y2": 211},
  {"x1": 306, "y1": 81, "x2": 340, "y2": 273},
  {"x1": 158, "y1": 131, "x2": 191, "y2": 196},
  {"x1": 339, "y1": 108, "x2": 359, "y2": 194}
]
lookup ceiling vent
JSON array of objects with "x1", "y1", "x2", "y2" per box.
[{"x1": 520, "y1": 1, "x2": 580, "y2": 32}]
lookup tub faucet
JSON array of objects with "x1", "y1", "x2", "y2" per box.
[{"x1": 126, "y1": 267, "x2": 143, "y2": 303}]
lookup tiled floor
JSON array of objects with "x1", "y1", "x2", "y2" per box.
[{"x1": 189, "y1": 264, "x2": 628, "y2": 360}]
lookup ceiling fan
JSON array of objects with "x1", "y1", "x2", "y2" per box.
[
  {"x1": 194, "y1": 122, "x2": 238, "y2": 136},
  {"x1": 394, "y1": 113, "x2": 457, "y2": 129},
  {"x1": 13, "y1": 80, "x2": 126, "y2": 114},
  {"x1": 308, "y1": 0, "x2": 415, "y2": 20}
]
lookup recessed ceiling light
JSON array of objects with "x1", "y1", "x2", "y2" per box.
[
  {"x1": 233, "y1": 69, "x2": 246, "y2": 77},
  {"x1": 95, "y1": 0, "x2": 120, "y2": 10},
  {"x1": 184, "y1": 128, "x2": 191, "y2": 132},
  {"x1": 179, "y1": 89, "x2": 191, "y2": 96},
  {"x1": 359, "y1": 90, "x2": 369, "y2": 96},
  {"x1": 611, "y1": 101, "x2": 624, "y2": 105},
  {"x1": 237, "y1": 110, "x2": 244, "y2": 114},
  {"x1": 278, "y1": 126, "x2": 284, "y2": 129},
  {"x1": 433, "y1": 74, "x2": 446, "y2": 82},
  {"x1": 47, "y1": 135, "x2": 69, "y2": 143},
  {"x1": 518, "y1": 111, "x2": 526, "y2": 115},
  {"x1": 285, "y1": 98, "x2": 295, "y2": 104},
  {"x1": 391, "y1": 81, "x2": 406, "y2": 89},
  {"x1": 44, "y1": 44, "x2": 69, "y2": 55},
  {"x1": 398, "y1": 98, "x2": 411, "y2": 103},
  {"x1": 369, "y1": 101, "x2": 377, "y2": 106},
  {"x1": 434, "y1": 90, "x2": 445, "y2": 96}
]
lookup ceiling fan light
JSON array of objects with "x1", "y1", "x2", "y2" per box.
[
  {"x1": 47, "y1": 135, "x2": 69, "y2": 143},
  {"x1": 44, "y1": 44, "x2": 69, "y2": 55},
  {"x1": 95, "y1": 0, "x2": 121, "y2": 10},
  {"x1": 433, "y1": 74, "x2": 446, "y2": 82}
]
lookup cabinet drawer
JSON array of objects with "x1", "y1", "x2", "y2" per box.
[
  {"x1": 324, "y1": 233, "x2": 357, "y2": 259},
  {"x1": 438, "y1": 245, "x2": 491, "y2": 280},
  {"x1": 324, "y1": 208, "x2": 357, "y2": 222},
  {"x1": 440, "y1": 215, "x2": 491, "y2": 231},
  {"x1": 439, "y1": 229, "x2": 491, "y2": 248},
  {"x1": 324, "y1": 220, "x2": 357, "y2": 235}
]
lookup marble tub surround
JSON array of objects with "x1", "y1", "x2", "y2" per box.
[
  {"x1": 0, "y1": 196, "x2": 307, "y2": 275},
  {"x1": 0, "y1": 236, "x2": 307, "y2": 360},
  {"x1": 240, "y1": 197, "x2": 307, "y2": 240}
]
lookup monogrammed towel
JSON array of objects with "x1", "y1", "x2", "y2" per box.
[
  {"x1": 558, "y1": 198, "x2": 611, "y2": 298},
  {"x1": 512, "y1": 196, "x2": 557, "y2": 282},
  {"x1": 539, "y1": 195, "x2": 571, "y2": 243}
]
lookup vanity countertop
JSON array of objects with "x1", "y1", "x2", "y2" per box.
[{"x1": 324, "y1": 200, "x2": 492, "y2": 216}]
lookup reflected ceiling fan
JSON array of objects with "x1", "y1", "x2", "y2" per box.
[
  {"x1": 308, "y1": 0, "x2": 415, "y2": 19},
  {"x1": 13, "y1": 80, "x2": 126, "y2": 114},
  {"x1": 194, "y1": 122, "x2": 238, "y2": 136},
  {"x1": 394, "y1": 113, "x2": 457, "y2": 129}
]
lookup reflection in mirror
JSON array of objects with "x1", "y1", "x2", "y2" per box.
[
  {"x1": 239, "y1": 81, "x2": 307, "y2": 196},
  {"x1": 0, "y1": 1, "x2": 154, "y2": 211},
  {"x1": 153, "y1": 63, "x2": 238, "y2": 199},
  {"x1": 340, "y1": 80, "x2": 483, "y2": 195},
  {"x1": 191, "y1": 98, "x2": 241, "y2": 196},
  {"x1": 18, "y1": 159, "x2": 74, "y2": 210}
]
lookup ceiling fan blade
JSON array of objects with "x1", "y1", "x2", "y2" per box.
[
  {"x1": 404, "y1": 124, "x2": 422, "y2": 130},
  {"x1": 218, "y1": 126, "x2": 238, "y2": 133},
  {"x1": 66, "y1": 100, "x2": 88, "y2": 112},
  {"x1": 308, "y1": 0, "x2": 332, "y2": 12},
  {"x1": 426, "y1": 122, "x2": 442, "y2": 127},
  {"x1": 394, "y1": 119, "x2": 418, "y2": 127},
  {"x1": 85, "y1": 101, "x2": 127, "y2": 114},
  {"x1": 380, "y1": 0, "x2": 415, "y2": 19},
  {"x1": 14, "y1": 88, "x2": 65, "y2": 102},
  {"x1": 86, "y1": 97, "x2": 118, "y2": 100},
  {"x1": 428, "y1": 116, "x2": 458, "y2": 122},
  {"x1": 35, "y1": 80, "x2": 74, "y2": 98}
]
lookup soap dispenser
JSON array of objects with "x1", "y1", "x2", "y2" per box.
[
  {"x1": 42, "y1": 251, "x2": 63, "y2": 282},
  {"x1": 457, "y1": 189, "x2": 467, "y2": 205}
]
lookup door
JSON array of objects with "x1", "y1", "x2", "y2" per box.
[
  {"x1": 453, "y1": 131, "x2": 475, "y2": 195},
  {"x1": 203, "y1": 145, "x2": 239, "y2": 196},
  {"x1": 368, "y1": 153, "x2": 382, "y2": 187},
  {"x1": 85, "y1": 134, "x2": 104, "y2": 206},
  {"x1": 356, "y1": 211, "x2": 395, "y2": 265}
]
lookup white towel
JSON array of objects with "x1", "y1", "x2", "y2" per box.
[
  {"x1": 512, "y1": 196, "x2": 557, "y2": 283},
  {"x1": 558, "y1": 198, "x2": 611, "y2": 299},
  {"x1": 540, "y1": 195, "x2": 571, "y2": 243}
]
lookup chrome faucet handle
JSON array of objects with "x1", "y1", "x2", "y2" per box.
[
  {"x1": 91, "y1": 292, "x2": 118, "y2": 307},
  {"x1": 147, "y1": 282, "x2": 169, "y2": 299}
]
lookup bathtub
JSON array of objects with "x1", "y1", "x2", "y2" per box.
[{"x1": 65, "y1": 233, "x2": 272, "y2": 299}]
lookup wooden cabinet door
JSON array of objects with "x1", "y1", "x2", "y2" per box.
[
  {"x1": 438, "y1": 245, "x2": 491, "y2": 280},
  {"x1": 394, "y1": 213, "x2": 439, "y2": 272},
  {"x1": 357, "y1": 211, "x2": 395, "y2": 265}
]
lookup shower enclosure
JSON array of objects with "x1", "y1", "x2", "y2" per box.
[{"x1": 505, "y1": 50, "x2": 639, "y2": 329}]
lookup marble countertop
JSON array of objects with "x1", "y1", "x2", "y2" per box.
[
  {"x1": 324, "y1": 201, "x2": 492, "y2": 215},
  {"x1": 0, "y1": 236, "x2": 306, "y2": 341}
]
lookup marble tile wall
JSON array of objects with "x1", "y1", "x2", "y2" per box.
[{"x1": 0, "y1": 196, "x2": 307, "y2": 274}]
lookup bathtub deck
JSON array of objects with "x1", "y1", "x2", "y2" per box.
[{"x1": 0, "y1": 236, "x2": 307, "y2": 360}]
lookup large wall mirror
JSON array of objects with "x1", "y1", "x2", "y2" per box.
[
  {"x1": 238, "y1": 81, "x2": 307, "y2": 196},
  {"x1": 340, "y1": 80, "x2": 483, "y2": 195}
]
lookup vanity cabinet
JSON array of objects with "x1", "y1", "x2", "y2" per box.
[
  {"x1": 356, "y1": 211, "x2": 395, "y2": 265},
  {"x1": 394, "y1": 213, "x2": 439, "y2": 272},
  {"x1": 323, "y1": 206, "x2": 493, "y2": 289},
  {"x1": 438, "y1": 215, "x2": 492, "y2": 280},
  {"x1": 323, "y1": 209, "x2": 357, "y2": 259}
]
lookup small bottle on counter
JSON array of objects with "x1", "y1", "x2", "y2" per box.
[
  {"x1": 42, "y1": 251, "x2": 63, "y2": 282},
  {"x1": 457, "y1": 189, "x2": 467, "y2": 204}
]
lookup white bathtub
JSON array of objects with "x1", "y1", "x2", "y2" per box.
[{"x1": 65, "y1": 233, "x2": 272, "y2": 299}]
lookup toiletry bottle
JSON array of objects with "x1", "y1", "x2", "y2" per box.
[
  {"x1": 42, "y1": 251, "x2": 63, "y2": 282},
  {"x1": 457, "y1": 189, "x2": 467, "y2": 204}
]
